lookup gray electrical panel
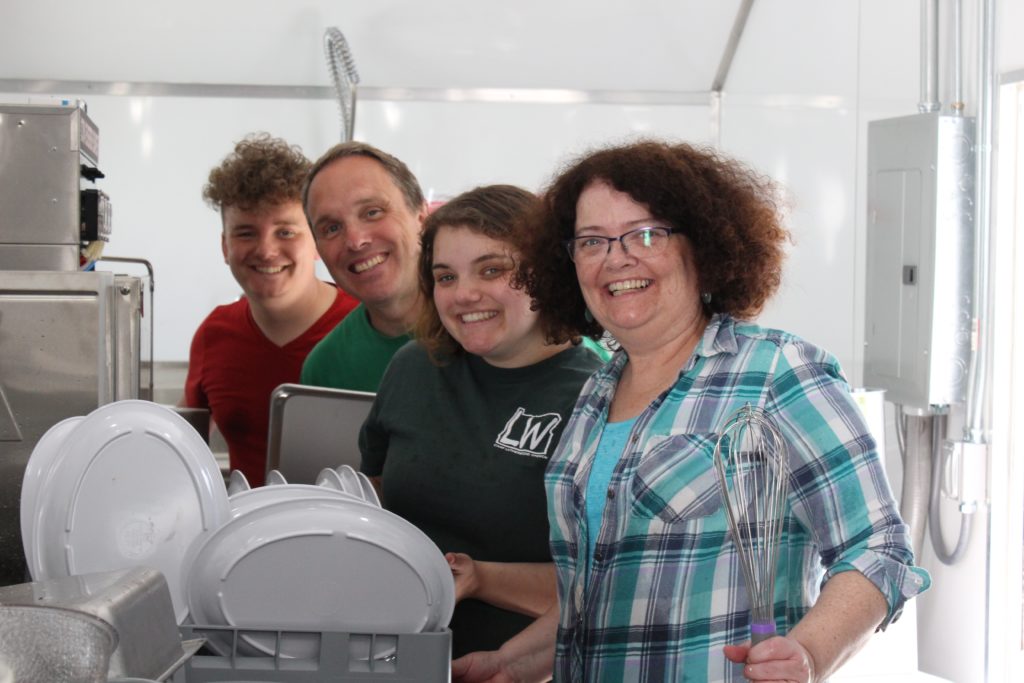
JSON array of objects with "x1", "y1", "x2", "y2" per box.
[{"x1": 864, "y1": 113, "x2": 974, "y2": 409}]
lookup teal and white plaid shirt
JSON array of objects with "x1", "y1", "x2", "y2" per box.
[{"x1": 546, "y1": 314, "x2": 930, "y2": 682}]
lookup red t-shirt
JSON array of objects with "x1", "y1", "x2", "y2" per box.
[{"x1": 184, "y1": 286, "x2": 358, "y2": 485}]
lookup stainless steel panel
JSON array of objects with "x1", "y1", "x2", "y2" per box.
[
  {"x1": 864, "y1": 113, "x2": 975, "y2": 408},
  {"x1": 98, "y1": 257, "x2": 154, "y2": 401},
  {"x1": 0, "y1": 270, "x2": 141, "y2": 585},
  {"x1": 0, "y1": 244, "x2": 80, "y2": 271},
  {"x1": 0, "y1": 104, "x2": 97, "y2": 263},
  {"x1": 110, "y1": 275, "x2": 142, "y2": 401},
  {"x1": 0, "y1": 270, "x2": 110, "y2": 432},
  {"x1": 266, "y1": 383, "x2": 375, "y2": 484}
]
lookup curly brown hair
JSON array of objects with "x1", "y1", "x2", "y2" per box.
[
  {"x1": 203, "y1": 133, "x2": 311, "y2": 215},
  {"x1": 517, "y1": 140, "x2": 791, "y2": 344},
  {"x1": 414, "y1": 185, "x2": 542, "y2": 363}
]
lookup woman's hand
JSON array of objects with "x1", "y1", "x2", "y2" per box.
[
  {"x1": 452, "y1": 650, "x2": 517, "y2": 683},
  {"x1": 452, "y1": 605, "x2": 558, "y2": 683},
  {"x1": 723, "y1": 636, "x2": 816, "y2": 682},
  {"x1": 723, "y1": 572, "x2": 889, "y2": 680},
  {"x1": 452, "y1": 647, "x2": 553, "y2": 683},
  {"x1": 446, "y1": 552, "x2": 481, "y2": 603}
]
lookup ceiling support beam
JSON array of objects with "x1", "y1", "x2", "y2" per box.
[
  {"x1": 0, "y1": 79, "x2": 710, "y2": 106},
  {"x1": 711, "y1": 0, "x2": 755, "y2": 93}
]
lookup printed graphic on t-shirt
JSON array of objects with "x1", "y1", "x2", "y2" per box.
[{"x1": 495, "y1": 407, "x2": 562, "y2": 458}]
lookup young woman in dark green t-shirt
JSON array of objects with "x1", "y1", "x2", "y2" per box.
[{"x1": 359, "y1": 185, "x2": 605, "y2": 663}]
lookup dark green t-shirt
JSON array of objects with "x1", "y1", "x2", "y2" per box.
[
  {"x1": 360, "y1": 341, "x2": 604, "y2": 656},
  {"x1": 300, "y1": 304, "x2": 411, "y2": 392}
]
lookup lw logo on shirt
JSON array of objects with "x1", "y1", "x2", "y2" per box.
[{"x1": 495, "y1": 407, "x2": 562, "y2": 459}]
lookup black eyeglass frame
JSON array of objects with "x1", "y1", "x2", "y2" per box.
[{"x1": 563, "y1": 226, "x2": 685, "y2": 262}]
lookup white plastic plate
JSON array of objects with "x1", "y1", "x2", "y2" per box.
[
  {"x1": 355, "y1": 471, "x2": 382, "y2": 508},
  {"x1": 227, "y1": 484, "x2": 367, "y2": 520},
  {"x1": 315, "y1": 467, "x2": 346, "y2": 493},
  {"x1": 33, "y1": 400, "x2": 230, "y2": 623},
  {"x1": 20, "y1": 416, "x2": 85, "y2": 578},
  {"x1": 265, "y1": 470, "x2": 288, "y2": 486},
  {"x1": 334, "y1": 464, "x2": 362, "y2": 498},
  {"x1": 185, "y1": 496, "x2": 454, "y2": 658},
  {"x1": 226, "y1": 470, "x2": 251, "y2": 497}
]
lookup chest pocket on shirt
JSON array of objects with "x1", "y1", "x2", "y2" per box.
[{"x1": 630, "y1": 432, "x2": 723, "y2": 524}]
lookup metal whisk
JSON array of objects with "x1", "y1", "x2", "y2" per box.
[{"x1": 713, "y1": 404, "x2": 790, "y2": 645}]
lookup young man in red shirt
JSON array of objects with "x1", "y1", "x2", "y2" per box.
[{"x1": 184, "y1": 134, "x2": 358, "y2": 485}]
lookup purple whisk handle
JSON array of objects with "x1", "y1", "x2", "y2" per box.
[{"x1": 750, "y1": 621, "x2": 776, "y2": 646}]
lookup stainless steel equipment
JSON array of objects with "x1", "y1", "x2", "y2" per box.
[
  {"x1": 0, "y1": 100, "x2": 145, "y2": 585},
  {"x1": 0, "y1": 102, "x2": 109, "y2": 271},
  {"x1": 0, "y1": 567, "x2": 198, "y2": 681},
  {"x1": 265, "y1": 383, "x2": 375, "y2": 484},
  {"x1": 0, "y1": 270, "x2": 143, "y2": 584},
  {"x1": 324, "y1": 27, "x2": 360, "y2": 142}
]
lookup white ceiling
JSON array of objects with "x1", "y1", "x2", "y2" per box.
[{"x1": 4, "y1": 0, "x2": 746, "y2": 92}]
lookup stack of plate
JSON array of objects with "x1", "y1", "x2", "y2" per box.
[
  {"x1": 313, "y1": 464, "x2": 382, "y2": 506},
  {"x1": 21, "y1": 401, "x2": 230, "y2": 622},
  {"x1": 247, "y1": 466, "x2": 380, "y2": 508},
  {"x1": 22, "y1": 401, "x2": 454, "y2": 652}
]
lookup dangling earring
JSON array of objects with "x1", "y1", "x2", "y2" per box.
[
  {"x1": 701, "y1": 292, "x2": 712, "y2": 305},
  {"x1": 584, "y1": 308, "x2": 594, "y2": 323}
]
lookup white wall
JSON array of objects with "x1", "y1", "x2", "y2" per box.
[
  {"x1": 0, "y1": 93, "x2": 715, "y2": 361},
  {"x1": 1, "y1": 0, "x2": 878, "y2": 367}
]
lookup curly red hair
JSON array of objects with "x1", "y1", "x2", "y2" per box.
[{"x1": 516, "y1": 140, "x2": 791, "y2": 343}]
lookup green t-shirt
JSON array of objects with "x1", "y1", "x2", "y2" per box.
[
  {"x1": 300, "y1": 304, "x2": 411, "y2": 392},
  {"x1": 360, "y1": 341, "x2": 604, "y2": 657}
]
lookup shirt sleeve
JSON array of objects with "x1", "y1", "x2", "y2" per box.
[{"x1": 768, "y1": 338, "x2": 931, "y2": 629}]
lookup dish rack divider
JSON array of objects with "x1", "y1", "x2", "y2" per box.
[{"x1": 174, "y1": 625, "x2": 451, "y2": 682}]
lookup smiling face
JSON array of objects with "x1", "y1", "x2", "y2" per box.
[
  {"x1": 306, "y1": 155, "x2": 426, "y2": 313},
  {"x1": 430, "y1": 225, "x2": 548, "y2": 368},
  {"x1": 220, "y1": 200, "x2": 320, "y2": 310},
  {"x1": 573, "y1": 181, "x2": 704, "y2": 352}
]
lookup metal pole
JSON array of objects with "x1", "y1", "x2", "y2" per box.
[
  {"x1": 711, "y1": 0, "x2": 755, "y2": 93},
  {"x1": 965, "y1": 0, "x2": 996, "y2": 444},
  {"x1": 96, "y1": 256, "x2": 155, "y2": 401},
  {"x1": 919, "y1": 0, "x2": 941, "y2": 112}
]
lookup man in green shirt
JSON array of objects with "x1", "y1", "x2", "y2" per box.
[{"x1": 300, "y1": 143, "x2": 429, "y2": 391}]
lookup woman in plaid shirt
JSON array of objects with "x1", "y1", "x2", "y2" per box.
[{"x1": 452, "y1": 140, "x2": 929, "y2": 683}]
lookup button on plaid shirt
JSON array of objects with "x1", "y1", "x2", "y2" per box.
[{"x1": 546, "y1": 314, "x2": 930, "y2": 682}]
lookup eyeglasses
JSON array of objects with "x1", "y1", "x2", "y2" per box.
[{"x1": 563, "y1": 226, "x2": 684, "y2": 263}]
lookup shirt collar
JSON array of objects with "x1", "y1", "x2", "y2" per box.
[
  {"x1": 587, "y1": 313, "x2": 739, "y2": 400},
  {"x1": 696, "y1": 312, "x2": 739, "y2": 359}
]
